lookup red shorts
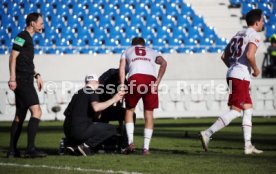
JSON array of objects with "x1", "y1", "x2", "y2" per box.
[
  {"x1": 125, "y1": 74, "x2": 158, "y2": 111},
  {"x1": 227, "y1": 77, "x2": 252, "y2": 110}
]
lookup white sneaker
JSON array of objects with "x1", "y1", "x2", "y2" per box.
[
  {"x1": 200, "y1": 131, "x2": 210, "y2": 152},
  {"x1": 244, "y1": 145, "x2": 263, "y2": 155}
]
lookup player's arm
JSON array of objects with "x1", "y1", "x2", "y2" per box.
[
  {"x1": 8, "y1": 50, "x2": 20, "y2": 91},
  {"x1": 155, "y1": 56, "x2": 167, "y2": 85},
  {"x1": 221, "y1": 43, "x2": 231, "y2": 68},
  {"x1": 91, "y1": 91, "x2": 124, "y2": 112},
  {"x1": 119, "y1": 58, "x2": 126, "y2": 91},
  {"x1": 246, "y1": 42, "x2": 260, "y2": 77}
]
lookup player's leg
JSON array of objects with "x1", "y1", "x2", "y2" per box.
[
  {"x1": 142, "y1": 79, "x2": 158, "y2": 155},
  {"x1": 143, "y1": 109, "x2": 154, "y2": 155},
  {"x1": 200, "y1": 78, "x2": 242, "y2": 151},
  {"x1": 123, "y1": 76, "x2": 141, "y2": 153},
  {"x1": 200, "y1": 106, "x2": 241, "y2": 151},
  {"x1": 125, "y1": 108, "x2": 136, "y2": 149},
  {"x1": 7, "y1": 108, "x2": 28, "y2": 158},
  {"x1": 242, "y1": 80, "x2": 263, "y2": 154}
]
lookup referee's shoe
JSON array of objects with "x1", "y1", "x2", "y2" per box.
[{"x1": 24, "y1": 148, "x2": 47, "y2": 158}]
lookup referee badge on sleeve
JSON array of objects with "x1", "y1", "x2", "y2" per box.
[{"x1": 14, "y1": 37, "x2": 25, "y2": 47}]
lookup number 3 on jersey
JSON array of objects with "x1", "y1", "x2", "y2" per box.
[
  {"x1": 135, "y1": 46, "x2": 146, "y2": 56},
  {"x1": 229, "y1": 38, "x2": 243, "y2": 58}
]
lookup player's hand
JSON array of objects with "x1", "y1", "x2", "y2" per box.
[
  {"x1": 113, "y1": 91, "x2": 125, "y2": 103},
  {"x1": 152, "y1": 80, "x2": 160, "y2": 94},
  {"x1": 252, "y1": 68, "x2": 260, "y2": 77},
  {"x1": 8, "y1": 81, "x2": 17, "y2": 91},
  {"x1": 36, "y1": 75, "x2": 43, "y2": 92},
  {"x1": 119, "y1": 84, "x2": 126, "y2": 92}
]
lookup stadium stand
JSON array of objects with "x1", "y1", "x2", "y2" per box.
[
  {"x1": 228, "y1": 0, "x2": 276, "y2": 40},
  {"x1": 0, "y1": 0, "x2": 228, "y2": 54}
]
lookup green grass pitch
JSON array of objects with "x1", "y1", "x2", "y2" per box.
[{"x1": 0, "y1": 117, "x2": 275, "y2": 174}]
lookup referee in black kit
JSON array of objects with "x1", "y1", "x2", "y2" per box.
[{"x1": 7, "y1": 12, "x2": 46, "y2": 158}]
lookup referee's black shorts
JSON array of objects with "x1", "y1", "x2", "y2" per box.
[{"x1": 14, "y1": 79, "x2": 39, "y2": 109}]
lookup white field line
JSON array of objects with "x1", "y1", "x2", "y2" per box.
[{"x1": 0, "y1": 162, "x2": 144, "y2": 174}]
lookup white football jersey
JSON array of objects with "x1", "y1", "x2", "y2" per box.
[
  {"x1": 121, "y1": 45, "x2": 161, "y2": 78},
  {"x1": 226, "y1": 27, "x2": 261, "y2": 81}
]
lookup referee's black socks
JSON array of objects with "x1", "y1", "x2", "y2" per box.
[
  {"x1": 27, "y1": 117, "x2": 40, "y2": 150},
  {"x1": 9, "y1": 121, "x2": 23, "y2": 151}
]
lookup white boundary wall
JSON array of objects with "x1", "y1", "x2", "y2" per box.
[{"x1": 0, "y1": 53, "x2": 275, "y2": 120}]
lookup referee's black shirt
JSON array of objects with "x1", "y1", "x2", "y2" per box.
[{"x1": 12, "y1": 30, "x2": 35, "y2": 80}]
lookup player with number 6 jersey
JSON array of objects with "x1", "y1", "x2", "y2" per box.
[
  {"x1": 200, "y1": 9, "x2": 264, "y2": 155},
  {"x1": 119, "y1": 37, "x2": 167, "y2": 155}
]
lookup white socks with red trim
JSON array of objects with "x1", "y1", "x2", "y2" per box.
[
  {"x1": 143, "y1": 128, "x2": 153, "y2": 150},
  {"x1": 204, "y1": 110, "x2": 241, "y2": 138},
  {"x1": 243, "y1": 109, "x2": 253, "y2": 148},
  {"x1": 126, "y1": 122, "x2": 134, "y2": 145}
]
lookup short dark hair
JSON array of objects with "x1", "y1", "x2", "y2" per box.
[
  {"x1": 245, "y1": 9, "x2": 262, "y2": 26},
  {"x1": 26, "y1": 12, "x2": 42, "y2": 26},
  {"x1": 131, "y1": 37, "x2": 146, "y2": 46}
]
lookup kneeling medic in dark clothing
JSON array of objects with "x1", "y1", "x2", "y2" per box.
[{"x1": 63, "y1": 73, "x2": 124, "y2": 156}]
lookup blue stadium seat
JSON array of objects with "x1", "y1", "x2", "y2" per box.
[
  {"x1": 0, "y1": 48, "x2": 6, "y2": 54},
  {"x1": 176, "y1": 14, "x2": 191, "y2": 28},
  {"x1": 0, "y1": 32, "x2": 10, "y2": 47},
  {"x1": 79, "y1": 48, "x2": 91, "y2": 54},
  {"x1": 67, "y1": 15, "x2": 82, "y2": 28},
  {"x1": 257, "y1": 2, "x2": 272, "y2": 16},
  {"x1": 0, "y1": 0, "x2": 226, "y2": 54},
  {"x1": 72, "y1": 3, "x2": 86, "y2": 16},
  {"x1": 77, "y1": 26, "x2": 90, "y2": 41},
  {"x1": 88, "y1": 3, "x2": 102, "y2": 16},
  {"x1": 215, "y1": 38, "x2": 228, "y2": 47},
  {"x1": 40, "y1": 3, "x2": 54, "y2": 14},
  {"x1": 265, "y1": 24, "x2": 276, "y2": 38},
  {"x1": 125, "y1": 27, "x2": 139, "y2": 40},
  {"x1": 203, "y1": 26, "x2": 217, "y2": 40},
  {"x1": 120, "y1": 38, "x2": 131, "y2": 46},
  {"x1": 199, "y1": 37, "x2": 213, "y2": 46},
  {"x1": 98, "y1": 14, "x2": 112, "y2": 27},
  {"x1": 33, "y1": 34, "x2": 44, "y2": 45},
  {"x1": 241, "y1": 3, "x2": 255, "y2": 17},
  {"x1": 180, "y1": 3, "x2": 194, "y2": 17},
  {"x1": 244, "y1": 0, "x2": 258, "y2": 3},
  {"x1": 229, "y1": 0, "x2": 241, "y2": 7},
  {"x1": 184, "y1": 37, "x2": 197, "y2": 47},
  {"x1": 152, "y1": 38, "x2": 165, "y2": 47},
  {"x1": 150, "y1": 3, "x2": 165, "y2": 14},
  {"x1": 111, "y1": 48, "x2": 124, "y2": 54},
  {"x1": 1, "y1": 14, "x2": 13, "y2": 26},
  {"x1": 191, "y1": 15, "x2": 205, "y2": 28},
  {"x1": 176, "y1": 47, "x2": 190, "y2": 53},
  {"x1": 134, "y1": 3, "x2": 148, "y2": 14},
  {"x1": 187, "y1": 27, "x2": 201, "y2": 40},
  {"x1": 55, "y1": 4, "x2": 70, "y2": 16},
  {"x1": 165, "y1": 2, "x2": 179, "y2": 14},
  {"x1": 269, "y1": 14, "x2": 276, "y2": 24},
  {"x1": 167, "y1": 37, "x2": 180, "y2": 46},
  {"x1": 23, "y1": 3, "x2": 38, "y2": 14},
  {"x1": 192, "y1": 47, "x2": 206, "y2": 53}
]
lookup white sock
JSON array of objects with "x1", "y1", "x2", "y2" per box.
[
  {"x1": 126, "y1": 123, "x2": 134, "y2": 145},
  {"x1": 143, "y1": 128, "x2": 153, "y2": 150},
  {"x1": 243, "y1": 109, "x2": 253, "y2": 148},
  {"x1": 205, "y1": 110, "x2": 241, "y2": 138}
]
